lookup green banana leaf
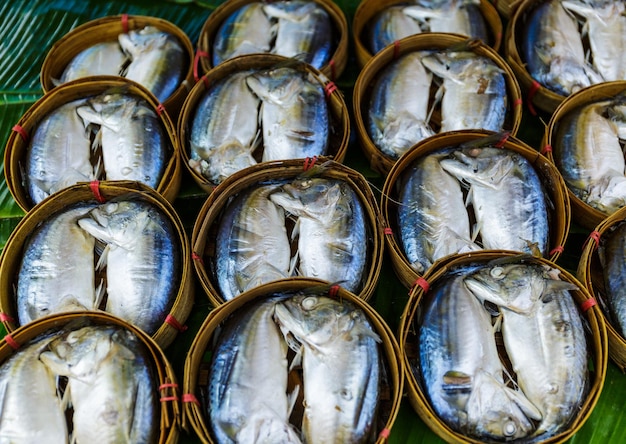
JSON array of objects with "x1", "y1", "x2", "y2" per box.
[{"x1": 0, "y1": 1, "x2": 624, "y2": 443}]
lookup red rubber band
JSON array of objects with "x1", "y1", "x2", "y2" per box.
[
  {"x1": 541, "y1": 144, "x2": 552, "y2": 155},
  {"x1": 393, "y1": 40, "x2": 400, "y2": 59},
  {"x1": 329, "y1": 285, "x2": 340, "y2": 298},
  {"x1": 156, "y1": 103, "x2": 165, "y2": 117},
  {"x1": 412, "y1": 277, "x2": 430, "y2": 294},
  {"x1": 513, "y1": 98, "x2": 523, "y2": 107},
  {"x1": 165, "y1": 314, "x2": 188, "y2": 332},
  {"x1": 201, "y1": 74, "x2": 210, "y2": 90},
  {"x1": 194, "y1": 50, "x2": 210, "y2": 82},
  {"x1": 324, "y1": 82, "x2": 338, "y2": 98},
  {"x1": 12, "y1": 125, "x2": 29, "y2": 142},
  {"x1": 4, "y1": 334, "x2": 19, "y2": 350},
  {"x1": 303, "y1": 156, "x2": 317, "y2": 171},
  {"x1": 494, "y1": 132, "x2": 510, "y2": 148},
  {"x1": 328, "y1": 59, "x2": 337, "y2": 82},
  {"x1": 192, "y1": 251, "x2": 204, "y2": 265},
  {"x1": 0, "y1": 313, "x2": 14, "y2": 323},
  {"x1": 121, "y1": 14, "x2": 129, "y2": 34},
  {"x1": 159, "y1": 383, "x2": 178, "y2": 390},
  {"x1": 89, "y1": 180, "x2": 106, "y2": 203},
  {"x1": 580, "y1": 297, "x2": 597, "y2": 312},
  {"x1": 586, "y1": 231, "x2": 601, "y2": 250},
  {"x1": 160, "y1": 396, "x2": 179, "y2": 402},
  {"x1": 527, "y1": 80, "x2": 541, "y2": 116},
  {"x1": 383, "y1": 227, "x2": 393, "y2": 235},
  {"x1": 183, "y1": 393, "x2": 201, "y2": 406},
  {"x1": 549, "y1": 245, "x2": 564, "y2": 256},
  {"x1": 379, "y1": 428, "x2": 391, "y2": 440}
]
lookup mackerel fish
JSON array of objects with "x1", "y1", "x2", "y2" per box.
[
  {"x1": 208, "y1": 297, "x2": 301, "y2": 444},
  {"x1": 397, "y1": 151, "x2": 478, "y2": 274},
  {"x1": 269, "y1": 177, "x2": 369, "y2": 293},
  {"x1": 274, "y1": 294, "x2": 381, "y2": 443},
  {"x1": 40, "y1": 325, "x2": 159, "y2": 444},
  {"x1": 418, "y1": 271, "x2": 540, "y2": 440},
  {"x1": 60, "y1": 41, "x2": 128, "y2": 83},
  {"x1": 368, "y1": 51, "x2": 434, "y2": 159},
  {"x1": 0, "y1": 333, "x2": 68, "y2": 443},
  {"x1": 214, "y1": 184, "x2": 291, "y2": 301},
  {"x1": 599, "y1": 222, "x2": 626, "y2": 336},
  {"x1": 368, "y1": 5, "x2": 424, "y2": 55},
  {"x1": 404, "y1": 0, "x2": 488, "y2": 41},
  {"x1": 17, "y1": 203, "x2": 98, "y2": 325}
]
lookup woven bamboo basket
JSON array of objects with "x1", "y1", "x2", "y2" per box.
[
  {"x1": 177, "y1": 53, "x2": 350, "y2": 194},
  {"x1": 4, "y1": 77, "x2": 181, "y2": 213},
  {"x1": 353, "y1": 33, "x2": 522, "y2": 176},
  {"x1": 191, "y1": 159, "x2": 384, "y2": 306},
  {"x1": 352, "y1": 0, "x2": 503, "y2": 68},
  {"x1": 543, "y1": 81, "x2": 626, "y2": 231},
  {"x1": 380, "y1": 129, "x2": 570, "y2": 289},
  {"x1": 0, "y1": 180, "x2": 194, "y2": 349},
  {"x1": 182, "y1": 277, "x2": 404, "y2": 443},
  {"x1": 40, "y1": 14, "x2": 194, "y2": 118},
  {"x1": 195, "y1": 0, "x2": 348, "y2": 81},
  {"x1": 493, "y1": 0, "x2": 524, "y2": 18},
  {"x1": 578, "y1": 206, "x2": 626, "y2": 371},
  {"x1": 0, "y1": 310, "x2": 181, "y2": 443},
  {"x1": 399, "y1": 251, "x2": 607, "y2": 443}
]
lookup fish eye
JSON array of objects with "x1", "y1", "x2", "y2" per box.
[
  {"x1": 503, "y1": 420, "x2": 517, "y2": 437},
  {"x1": 301, "y1": 297, "x2": 317, "y2": 311},
  {"x1": 490, "y1": 266, "x2": 505, "y2": 279},
  {"x1": 103, "y1": 202, "x2": 118, "y2": 214}
]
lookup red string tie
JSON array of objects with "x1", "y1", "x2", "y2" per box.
[
  {"x1": 165, "y1": 314, "x2": 188, "y2": 332},
  {"x1": 12, "y1": 125, "x2": 29, "y2": 143},
  {"x1": 192, "y1": 251, "x2": 204, "y2": 265},
  {"x1": 160, "y1": 395, "x2": 179, "y2": 402},
  {"x1": 90, "y1": 180, "x2": 106, "y2": 203},
  {"x1": 159, "y1": 383, "x2": 178, "y2": 390},
  {"x1": 324, "y1": 81, "x2": 338, "y2": 98},
  {"x1": 194, "y1": 50, "x2": 210, "y2": 82},
  {"x1": 494, "y1": 132, "x2": 510, "y2": 148},
  {"x1": 549, "y1": 245, "x2": 564, "y2": 256},
  {"x1": 4, "y1": 334, "x2": 20, "y2": 350},
  {"x1": 513, "y1": 98, "x2": 523, "y2": 108},
  {"x1": 0, "y1": 313, "x2": 14, "y2": 323},
  {"x1": 411, "y1": 277, "x2": 430, "y2": 294},
  {"x1": 527, "y1": 80, "x2": 541, "y2": 116},
  {"x1": 303, "y1": 156, "x2": 318, "y2": 171},
  {"x1": 580, "y1": 297, "x2": 597, "y2": 313},
  {"x1": 183, "y1": 393, "x2": 201, "y2": 406},
  {"x1": 383, "y1": 227, "x2": 393, "y2": 235},
  {"x1": 328, "y1": 284, "x2": 340, "y2": 298},
  {"x1": 541, "y1": 144, "x2": 552, "y2": 155},
  {"x1": 121, "y1": 14, "x2": 130, "y2": 34},
  {"x1": 586, "y1": 231, "x2": 601, "y2": 250},
  {"x1": 328, "y1": 59, "x2": 337, "y2": 82},
  {"x1": 156, "y1": 103, "x2": 166, "y2": 117},
  {"x1": 378, "y1": 428, "x2": 391, "y2": 441}
]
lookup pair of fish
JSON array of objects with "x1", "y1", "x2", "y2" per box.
[
  {"x1": 212, "y1": 1, "x2": 332, "y2": 69},
  {"x1": 189, "y1": 66, "x2": 329, "y2": 184},
  {"x1": 61, "y1": 26, "x2": 186, "y2": 102},
  {"x1": 368, "y1": 50, "x2": 506, "y2": 159},
  {"x1": 208, "y1": 292, "x2": 381, "y2": 443},
  {"x1": 26, "y1": 92, "x2": 169, "y2": 205},
  {"x1": 213, "y1": 176, "x2": 368, "y2": 301},
  {"x1": 0, "y1": 325, "x2": 158, "y2": 443},
  {"x1": 397, "y1": 145, "x2": 550, "y2": 273},
  {"x1": 17, "y1": 200, "x2": 180, "y2": 335},
  {"x1": 419, "y1": 261, "x2": 589, "y2": 441}
]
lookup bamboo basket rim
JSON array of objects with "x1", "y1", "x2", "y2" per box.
[
  {"x1": 182, "y1": 276, "x2": 405, "y2": 443},
  {"x1": 0, "y1": 180, "x2": 194, "y2": 350},
  {"x1": 399, "y1": 251, "x2": 608, "y2": 443}
]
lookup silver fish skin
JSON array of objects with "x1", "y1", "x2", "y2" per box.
[
  {"x1": 76, "y1": 93, "x2": 168, "y2": 189},
  {"x1": 421, "y1": 51, "x2": 507, "y2": 132},
  {"x1": 368, "y1": 5, "x2": 423, "y2": 55},
  {"x1": 368, "y1": 51, "x2": 434, "y2": 159},
  {"x1": 419, "y1": 272, "x2": 540, "y2": 440},
  {"x1": 60, "y1": 41, "x2": 128, "y2": 83},
  {"x1": 523, "y1": 0, "x2": 604, "y2": 96},
  {"x1": 40, "y1": 326, "x2": 159, "y2": 444},
  {"x1": 440, "y1": 147, "x2": 550, "y2": 255},
  {"x1": 246, "y1": 67, "x2": 329, "y2": 162},
  {"x1": 212, "y1": 2, "x2": 275, "y2": 66},
  {"x1": 189, "y1": 70, "x2": 260, "y2": 183},
  {"x1": 215, "y1": 184, "x2": 291, "y2": 301},
  {"x1": 77, "y1": 201, "x2": 180, "y2": 335},
  {"x1": 499, "y1": 283, "x2": 589, "y2": 439},
  {"x1": 208, "y1": 298, "x2": 302, "y2": 444},
  {"x1": 0, "y1": 334, "x2": 68, "y2": 443},
  {"x1": 274, "y1": 294, "x2": 381, "y2": 443},
  {"x1": 397, "y1": 152, "x2": 479, "y2": 274},
  {"x1": 269, "y1": 177, "x2": 369, "y2": 293},
  {"x1": 17, "y1": 203, "x2": 98, "y2": 325},
  {"x1": 118, "y1": 26, "x2": 185, "y2": 102},
  {"x1": 599, "y1": 222, "x2": 626, "y2": 336},
  {"x1": 263, "y1": 0, "x2": 332, "y2": 69},
  {"x1": 562, "y1": 0, "x2": 626, "y2": 82},
  {"x1": 26, "y1": 98, "x2": 95, "y2": 205},
  {"x1": 404, "y1": 0, "x2": 488, "y2": 41}
]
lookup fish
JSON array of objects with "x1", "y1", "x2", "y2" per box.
[
  {"x1": 0, "y1": 333, "x2": 68, "y2": 443},
  {"x1": 77, "y1": 200, "x2": 180, "y2": 335},
  {"x1": 60, "y1": 41, "x2": 128, "y2": 83},
  {"x1": 404, "y1": 0, "x2": 488, "y2": 42},
  {"x1": 212, "y1": 2, "x2": 275, "y2": 66},
  {"x1": 420, "y1": 51, "x2": 507, "y2": 133},
  {"x1": 214, "y1": 184, "x2": 291, "y2": 301},
  {"x1": 439, "y1": 147, "x2": 550, "y2": 255},
  {"x1": 118, "y1": 26, "x2": 185, "y2": 102},
  {"x1": 367, "y1": 51, "x2": 434, "y2": 159},
  {"x1": 273, "y1": 294, "x2": 381, "y2": 443},
  {"x1": 208, "y1": 297, "x2": 301, "y2": 444},
  {"x1": 17, "y1": 203, "x2": 98, "y2": 325},
  {"x1": 189, "y1": 70, "x2": 260, "y2": 184},
  {"x1": 246, "y1": 67, "x2": 329, "y2": 162},
  {"x1": 397, "y1": 151, "x2": 478, "y2": 274},
  {"x1": 263, "y1": 0, "x2": 332, "y2": 69},
  {"x1": 419, "y1": 271, "x2": 540, "y2": 440},
  {"x1": 368, "y1": 5, "x2": 424, "y2": 55},
  {"x1": 599, "y1": 221, "x2": 626, "y2": 336},
  {"x1": 40, "y1": 325, "x2": 159, "y2": 444},
  {"x1": 269, "y1": 177, "x2": 369, "y2": 293},
  {"x1": 523, "y1": 0, "x2": 604, "y2": 96},
  {"x1": 25, "y1": 98, "x2": 96, "y2": 205},
  {"x1": 76, "y1": 93, "x2": 169, "y2": 189}
]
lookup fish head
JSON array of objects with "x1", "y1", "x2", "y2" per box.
[
  {"x1": 77, "y1": 93, "x2": 138, "y2": 131},
  {"x1": 270, "y1": 178, "x2": 343, "y2": 221},
  {"x1": 78, "y1": 201, "x2": 152, "y2": 248},
  {"x1": 246, "y1": 68, "x2": 303, "y2": 105},
  {"x1": 118, "y1": 26, "x2": 171, "y2": 57}
]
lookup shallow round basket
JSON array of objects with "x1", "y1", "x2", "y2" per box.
[
  {"x1": 352, "y1": 0, "x2": 503, "y2": 68},
  {"x1": 195, "y1": 0, "x2": 348, "y2": 81},
  {"x1": 578, "y1": 206, "x2": 626, "y2": 371},
  {"x1": 191, "y1": 159, "x2": 384, "y2": 306},
  {"x1": 182, "y1": 277, "x2": 404, "y2": 444},
  {"x1": 380, "y1": 130, "x2": 571, "y2": 289},
  {"x1": 0, "y1": 180, "x2": 194, "y2": 350},
  {"x1": 40, "y1": 14, "x2": 195, "y2": 118},
  {"x1": 399, "y1": 251, "x2": 607, "y2": 443},
  {"x1": 4, "y1": 77, "x2": 181, "y2": 213},
  {"x1": 0, "y1": 310, "x2": 181, "y2": 443},
  {"x1": 494, "y1": 0, "x2": 524, "y2": 18},
  {"x1": 177, "y1": 53, "x2": 350, "y2": 194},
  {"x1": 353, "y1": 33, "x2": 522, "y2": 176},
  {"x1": 543, "y1": 81, "x2": 626, "y2": 231}
]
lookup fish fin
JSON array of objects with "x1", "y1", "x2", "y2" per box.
[
  {"x1": 287, "y1": 385, "x2": 300, "y2": 417},
  {"x1": 289, "y1": 344, "x2": 303, "y2": 371},
  {"x1": 289, "y1": 251, "x2": 299, "y2": 276},
  {"x1": 503, "y1": 385, "x2": 543, "y2": 421},
  {"x1": 95, "y1": 243, "x2": 110, "y2": 271},
  {"x1": 94, "y1": 279, "x2": 106, "y2": 309}
]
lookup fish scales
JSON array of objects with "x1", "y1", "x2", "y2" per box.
[
  {"x1": 600, "y1": 222, "x2": 626, "y2": 336},
  {"x1": 60, "y1": 41, "x2": 128, "y2": 83},
  {"x1": 404, "y1": 0, "x2": 488, "y2": 41},
  {"x1": 368, "y1": 6, "x2": 423, "y2": 55}
]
